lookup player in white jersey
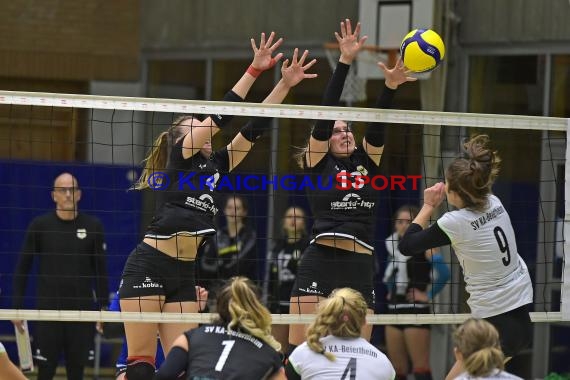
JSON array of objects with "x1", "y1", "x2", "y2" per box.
[
  {"x1": 452, "y1": 318, "x2": 522, "y2": 380},
  {"x1": 285, "y1": 288, "x2": 396, "y2": 380},
  {"x1": 398, "y1": 135, "x2": 533, "y2": 380}
]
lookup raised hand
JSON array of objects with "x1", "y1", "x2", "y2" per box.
[
  {"x1": 335, "y1": 19, "x2": 367, "y2": 64},
  {"x1": 378, "y1": 57, "x2": 418, "y2": 89},
  {"x1": 281, "y1": 48, "x2": 318, "y2": 88},
  {"x1": 423, "y1": 182, "x2": 446, "y2": 208},
  {"x1": 251, "y1": 31, "x2": 284, "y2": 71}
]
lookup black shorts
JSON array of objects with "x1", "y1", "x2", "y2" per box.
[
  {"x1": 34, "y1": 321, "x2": 93, "y2": 365},
  {"x1": 290, "y1": 244, "x2": 375, "y2": 308},
  {"x1": 485, "y1": 304, "x2": 532, "y2": 357},
  {"x1": 119, "y1": 242, "x2": 197, "y2": 303},
  {"x1": 386, "y1": 297, "x2": 431, "y2": 330}
]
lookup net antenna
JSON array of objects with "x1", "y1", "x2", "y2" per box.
[{"x1": 323, "y1": 42, "x2": 399, "y2": 106}]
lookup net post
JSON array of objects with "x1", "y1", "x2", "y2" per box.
[{"x1": 563, "y1": 119, "x2": 570, "y2": 320}]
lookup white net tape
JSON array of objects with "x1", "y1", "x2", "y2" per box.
[
  {"x1": 0, "y1": 309, "x2": 563, "y2": 325},
  {"x1": 0, "y1": 91, "x2": 566, "y2": 131}
]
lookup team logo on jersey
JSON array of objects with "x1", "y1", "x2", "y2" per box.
[
  {"x1": 198, "y1": 163, "x2": 207, "y2": 169},
  {"x1": 356, "y1": 165, "x2": 368, "y2": 176},
  {"x1": 330, "y1": 193, "x2": 375, "y2": 210},
  {"x1": 76, "y1": 228, "x2": 87, "y2": 239}
]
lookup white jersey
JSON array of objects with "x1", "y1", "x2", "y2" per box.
[
  {"x1": 383, "y1": 232, "x2": 410, "y2": 296},
  {"x1": 288, "y1": 335, "x2": 395, "y2": 380},
  {"x1": 437, "y1": 195, "x2": 533, "y2": 318},
  {"x1": 454, "y1": 369, "x2": 523, "y2": 379},
  {"x1": 0, "y1": 342, "x2": 5, "y2": 354}
]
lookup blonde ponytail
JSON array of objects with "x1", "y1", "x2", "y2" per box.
[
  {"x1": 463, "y1": 347, "x2": 505, "y2": 377},
  {"x1": 306, "y1": 288, "x2": 367, "y2": 361},
  {"x1": 453, "y1": 318, "x2": 505, "y2": 377},
  {"x1": 133, "y1": 132, "x2": 169, "y2": 190},
  {"x1": 132, "y1": 115, "x2": 197, "y2": 190},
  {"x1": 217, "y1": 277, "x2": 281, "y2": 352}
]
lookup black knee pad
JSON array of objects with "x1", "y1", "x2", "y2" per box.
[{"x1": 126, "y1": 357, "x2": 155, "y2": 380}]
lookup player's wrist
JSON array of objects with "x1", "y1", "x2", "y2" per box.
[
  {"x1": 248, "y1": 58, "x2": 277, "y2": 77},
  {"x1": 385, "y1": 80, "x2": 398, "y2": 90},
  {"x1": 247, "y1": 65, "x2": 263, "y2": 78},
  {"x1": 338, "y1": 54, "x2": 354, "y2": 65}
]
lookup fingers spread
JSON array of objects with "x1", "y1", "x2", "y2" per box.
[
  {"x1": 303, "y1": 58, "x2": 318, "y2": 71},
  {"x1": 345, "y1": 19, "x2": 353, "y2": 35},
  {"x1": 265, "y1": 31, "x2": 275, "y2": 47}
]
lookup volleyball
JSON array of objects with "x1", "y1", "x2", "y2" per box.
[{"x1": 400, "y1": 29, "x2": 445, "y2": 73}]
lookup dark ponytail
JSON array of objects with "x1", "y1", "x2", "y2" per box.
[{"x1": 445, "y1": 135, "x2": 501, "y2": 211}]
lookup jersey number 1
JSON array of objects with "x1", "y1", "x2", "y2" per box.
[
  {"x1": 341, "y1": 357, "x2": 357, "y2": 380},
  {"x1": 493, "y1": 226, "x2": 511, "y2": 266},
  {"x1": 215, "y1": 340, "x2": 236, "y2": 372}
]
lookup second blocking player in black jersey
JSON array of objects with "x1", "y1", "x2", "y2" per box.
[
  {"x1": 288, "y1": 19, "x2": 417, "y2": 352},
  {"x1": 154, "y1": 277, "x2": 285, "y2": 380}
]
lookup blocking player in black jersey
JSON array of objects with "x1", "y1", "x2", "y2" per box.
[
  {"x1": 154, "y1": 277, "x2": 285, "y2": 380},
  {"x1": 398, "y1": 135, "x2": 533, "y2": 379},
  {"x1": 288, "y1": 19, "x2": 417, "y2": 354},
  {"x1": 285, "y1": 288, "x2": 395, "y2": 380},
  {"x1": 118, "y1": 34, "x2": 317, "y2": 380}
]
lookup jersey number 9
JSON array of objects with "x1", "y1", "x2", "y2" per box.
[{"x1": 493, "y1": 226, "x2": 511, "y2": 266}]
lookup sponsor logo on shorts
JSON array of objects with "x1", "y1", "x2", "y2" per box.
[
  {"x1": 298, "y1": 281, "x2": 325, "y2": 296},
  {"x1": 133, "y1": 277, "x2": 163, "y2": 290}
]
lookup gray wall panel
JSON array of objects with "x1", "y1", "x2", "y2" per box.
[
  {"x1": 459, "y1": 0, "x2": 570, "y2": 45},
  {"x1": 142, "y1": 0, "x2": 358, "y2": 51}
]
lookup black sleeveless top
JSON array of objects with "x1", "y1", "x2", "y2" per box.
[
  {"x1": 305, "y1": 145, "x2": 379, "y2": 250},
  {"x1": 145, "y1": 137, "x2": 229, "y2": 239}
]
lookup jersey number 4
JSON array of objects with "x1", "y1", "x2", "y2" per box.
[
  {"x1": 493, "y1": 226, "x2": 511, "y2": 266},
  {"x1": 215, "y1": 340, "x2": 236, "y2": 372},
  {"x1": 341, "y1": 357, "x2": 357, "y2": 380}
]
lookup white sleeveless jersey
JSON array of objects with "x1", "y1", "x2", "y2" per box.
[
  {"x1": 437, "y1": 195, "x2": 533, "y2": 318},
  {"x1": 288, "y1": 335, "x2": 395, "y2": 380},
  {"x1": 454, "y1": 369, "x2": 523, "y2": 379}
]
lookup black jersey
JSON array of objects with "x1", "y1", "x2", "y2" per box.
[
  {"x1": 305, "y1": 146, "x2": 379, "y2": 250},
  {"x1": 267, "y1": 237, "x2": 309, "y2": 310},
  {"x1": 145, "y1": 138, "x2": 230, "y2": 239},
  {"x1": 184, "y1": 325, "x2": 282, "y2": 380},
  {"x1": 13, "y1": 212, "x2": 108, "y2": 310}
]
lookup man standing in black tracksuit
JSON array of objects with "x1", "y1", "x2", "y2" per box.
[{"x1": 12, "y1": 172, "x2": 108, "y2": 380}]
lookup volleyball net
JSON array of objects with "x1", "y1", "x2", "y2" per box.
[{"x1": 0, "y1": 89, "x2": 567, "y2": 327}]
